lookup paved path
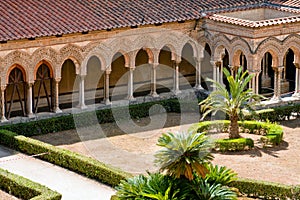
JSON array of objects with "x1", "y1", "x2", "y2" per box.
[{"x1": 0, "y1": 145, "x2": 116, "y2": 200}]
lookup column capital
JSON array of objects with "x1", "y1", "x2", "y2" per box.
[
  {"x1": 105, "y1": 70, "x2": 112, "y2": 75},
  {"x1": 152, "y1": 63, "x2": 159, "y2": 68},
  {"x1": 193, "y1": 57, "x2": 204, "y2": 63},
  {"x1": 28, "y1": 82, "x2": 34, "y2": 87},
  {"x1": 0, "y1": 85, "x2": 6, "y2": 91},
  {"x1": 55, "y1": 77, "x2": 61, "y2": 82},
  {"x1": 294, "y1": 62, "x2": 300, "y2": 69}
]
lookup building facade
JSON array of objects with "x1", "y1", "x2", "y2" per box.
[{"x1": 1, "y1": 0, "x2": 300, "y2": 121}]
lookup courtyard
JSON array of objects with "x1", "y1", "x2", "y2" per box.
[{"x1": 33, "y1": 113, "x2": 300, "y2": 186}]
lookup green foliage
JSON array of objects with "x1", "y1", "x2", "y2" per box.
[
  {"x1": 0, "y1": 130, "x2": 132, "y2": 187},
  {"x1": 205, "y1": 164, "x2": 237, "y2": 185},
  {"x1": 229, "y1": 178, "x2": 300, "y2": 199},
  {"x1": 193, "y1": 120, "x2": 284, "y2": 149},
  {"x1": 215, "y1": 138, "x2": 254, "y2": 152},
  {"x1": 116, "y1": 173, "x2": 187, "y2": 200},
  {"x1": 155, "y1": 131, "x2": 214, "y2": 180},
  {"x1": 192, "y1": 179, "x2": 237, "y2": 200},
  {"x1": 199, "y1": 67, "x2": 265, "y2": 138},
  {"x1": 0, "y1": 168, "x2": 61, "y2": 200},
  {"x1": 0, "y1": 98, "x2": 198, "y2": 137}
]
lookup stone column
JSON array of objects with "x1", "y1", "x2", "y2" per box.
[
  {"x1": 271, "y1": 66, "x2": 283, "y2": 101},
  {"x1": 54, "y1": 78, "x2": 62, "y2": 113},
  {"x1": 210, "y1": 61, "x2": 217, "y2": 91},
  {"x1": 104, "y1": 70, "x2": 111, "y2": 105},
  {"x1": 293, "y1": 63, "x2": 300, "y2": 97},
  {"x1": 173, "y1": 61, "x2": 181, "y2": 95},
  {"x1": 256, "y1": 72, "x2": 260, "y2": 95},
  {"x1": 78, "y1": 75, "x2": 87, "y2": 109},
  {"x1": 128, "y1": 67, "x2": 135, "y2": 100},
  {"x1": 150, "y1": 63, "x2": 159, "y2": 97},
  {"x1": 194, "y1": 57, "x2": 204, "y2": 90},
  {"x1": 27, "y1": 82, "x2": 34, "y2": 118},
  {"x1": 0, "y1": 86, "x2": 7, "y2": 122}
]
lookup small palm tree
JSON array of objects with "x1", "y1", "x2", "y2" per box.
[
  {"x1": 199, "y1": 67, "x2": 264, "y2": 139},
  {"x1": 154, "y1": 131, "x2": 214, "y2": 181}
]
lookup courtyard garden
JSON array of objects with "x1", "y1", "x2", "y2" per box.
[{"x1": 0, "y1": 67, "x2": 300, "y2": 199}]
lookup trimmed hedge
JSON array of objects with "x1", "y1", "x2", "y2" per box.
[
  {"x1": 229, "y1": 178, "x2": 300, "y2": 199},
  {"x1": 0, "y1": 167, "x2": 61, "y2": 200},
  {"x1": 1, "y1": 98, "x2": 199, "y2": 137},
  {"x1": 215, "y1": 138, "x2": 254, "y2": 152},
  {"x1": 192, "y1": 120, "x2": 284, "y2": 148},
  {"x1": 0, "y1": 130, "x2": 133, "y2": 187}
]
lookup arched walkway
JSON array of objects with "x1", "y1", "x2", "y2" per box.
[
  {"x1": 179, "y1": 43, "x2": 196, "y2": 89},
  {"x1": 33, "y1": 63, "x2": 53, "y2": 113},
  {"x1": 85, "y1": 56, "x2": 104, "y2": 105},
  {"x1": 60, "y1": 59, "x2": 78, "y2": 109},
  {"x1": 134, "y1": 49, "x2": 151, "y2": 97},
  {"x1": 5, "y1": 66, "x2": 27, "y2": 118},
  {"x1": 110, "y1": 52, "x2": 128, "y2": 101},
  {"x1": 158, "y1": 46, "x2": 174, "y2": 93}
]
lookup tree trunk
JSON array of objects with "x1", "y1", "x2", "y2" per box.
[{"x1": 229, "y1": 114, "x2": 240, "y2": 139}]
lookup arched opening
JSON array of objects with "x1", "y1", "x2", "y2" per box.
[
  {"x1": 110, "y1": 52, "x2": 128, "y2": 100},
  {"x1": 284, "y1": 49, "x2": 296, "y2": 94},
  {"x1": 85, "y1": 56, "x2": 104, "y2": 105},
  {"x1": 222, "y1": 49, "x2": 230, "y2": 90},
  {"x1": 158, "y1": 46, "x2": 173, "y2": 93},
  {"x1": 5, "y1": 66, "x2": 27, "y2": 118},
  {"x1": 180, "y1": 43, "x2": 196, "y2": 89},
  {"x1": 60, "y1": 59, "x2": 78, "y2": 109},
  {"x1": 259, "y1": 52, "x2": 274, "y2": 96},
  {"x1": 201, "y1": 43, "x2": 212, "y2": 90},
  {"x1": 239, "y1": 52, "x2": 248, "y2": 72},
  {"x1": 134, "y1": 49, "x2": 151, "y2": 97},
  {"x1": 33, "y1": 63, "x2": 53, "y2": 113}
]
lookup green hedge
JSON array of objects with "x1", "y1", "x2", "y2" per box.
[
  {"x1": 229, "y1": 178, "x2": 300, "y2": 199},
  {"x1": 0, "y1": 167, "x2": 61, "y2": 200},
  {"x1": 215, "y1": 138, "x2": 254, "y2": 152},
  {"x1": 1, "y1": 98, "x2": 199, "y2": 137},
  {"x1": 192, "y1": 120, "x2": 284, "y2": 147},
  {"x1": 0, "y1": 130, "x2": 133, "y2": 187}
]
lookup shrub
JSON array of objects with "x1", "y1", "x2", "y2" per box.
[
  {"x1": 229, "y1": 178, "x2": 300, "y2": 199},
  {"x1": 215, "y1": 138, "x2": 254, "y2": 152},
  {"x1": 193, "y1": 120, "x2": 284, "y2": 149},
  {"x1": 205, "y1": 164, "x2": 237, "y2": 185},
  {"x1": 0, "y1": 130, "x2": 132, "y2": 187},
  {"x1": 0, "y1": 168, "x2": 61, "y2": 200},
  {"x1": 0, "y1": 98, "x2": 199, "y2": 137}
]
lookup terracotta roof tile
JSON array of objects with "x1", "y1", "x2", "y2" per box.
[{"x1": 0, "y1": 0, "x2": 300, "y2": 42}]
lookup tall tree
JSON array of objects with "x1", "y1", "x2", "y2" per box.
[{"x1": 200, "y1": 67, "x2": 264, "y2": 139}]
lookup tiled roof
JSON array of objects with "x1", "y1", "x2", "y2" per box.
[
  {"x1": 0, "y1": 0, "x2": 300, "y2": 42},
  {"x1": 208, "y1": 14, "x2": 300, "y2": 28}
]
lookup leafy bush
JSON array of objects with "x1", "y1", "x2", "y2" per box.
[
  {"x1": 229, "y1": 178, "x2": 300, "y2": 199},
  {"x1": 116, "y1": 173, "x2": 187, "y2": 200},
  {"x1": 193, "y1": 120, "x2": 284, "y2": 149},
  {"x1": 215, "y1": 138, "x2": 254, "y2": 152},
  {"x1": 0, "y1": 98, "x2": 199, "y2": 137},
  {"x1": 205, "y1": 164, "x2": 237, "y2": 185},
  {"x1": 0, "y1": 168, "x2": 61, "y2": 200},
  {"x1": 0, "y1": 130, "x2": 132, "y2": 187}
]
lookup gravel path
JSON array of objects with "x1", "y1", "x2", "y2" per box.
[{"x1": 33, "y1": 113, "x2": 300, "y2": 186}]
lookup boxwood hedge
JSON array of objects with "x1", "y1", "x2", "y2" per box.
[
  {"x1": 0, "y1": 167, "x2": 61, "y2": 200},
  {"x1": 0, "y1": 129, "x2": 133, "y2": 187}
]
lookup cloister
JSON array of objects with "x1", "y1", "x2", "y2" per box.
[{"x1": 1, "y1": 0, "x2": 300, "y2": 121}]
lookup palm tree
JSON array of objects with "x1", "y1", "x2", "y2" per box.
[
  {"x1": 199, "y1": 67, "x2": 264, "y2": 139},
  {"x1": 154, "y1": 131, "x2": 214, "y2": 181}
]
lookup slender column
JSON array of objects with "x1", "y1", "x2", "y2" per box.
[
  {"x1": 128, "y1": 67, "x2": 135, "y2": 100},
  {"x1": 293, "y1": 63, "x2": 300, "y2": 97},
  {"x1": 220, "y1": 61, "x2": 224, "y2": 85},
  {"x1": 256, "y1": 72, "x2": 260, "y2": 95},
  {"x1": 194, "y1": 57, "x2": 204, "y2": 90},
  {"x1": 173, "y1": 61, "x2": 181, "y2": 95},
  {"x1": 0, "y1": 86, "x2": 7, "y2": 122},
  {"x1": 150, "y1": 63, "x2": 159, "y2": 97},
  {"x1": 210, "y1": 61, "x2": 217, "y2": 91},
  {"x1": 27, "y1": 82, "x2": 34, "y2": 118},
  {"x1": 277, "y1": 66, "x2": 283, "y2": 99},
  {"x1": 54, "y1": 78, "x2": 62, "y2": 113},
  {"x1": 78, "y1": 75, "x2": 87, "y2": 109},
  {"x1": 104, "y1": 70, "x2": 111, "y2": 105},
  {"x1": 271, "y1": 66, "x2": 283, "y2": 101}
]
